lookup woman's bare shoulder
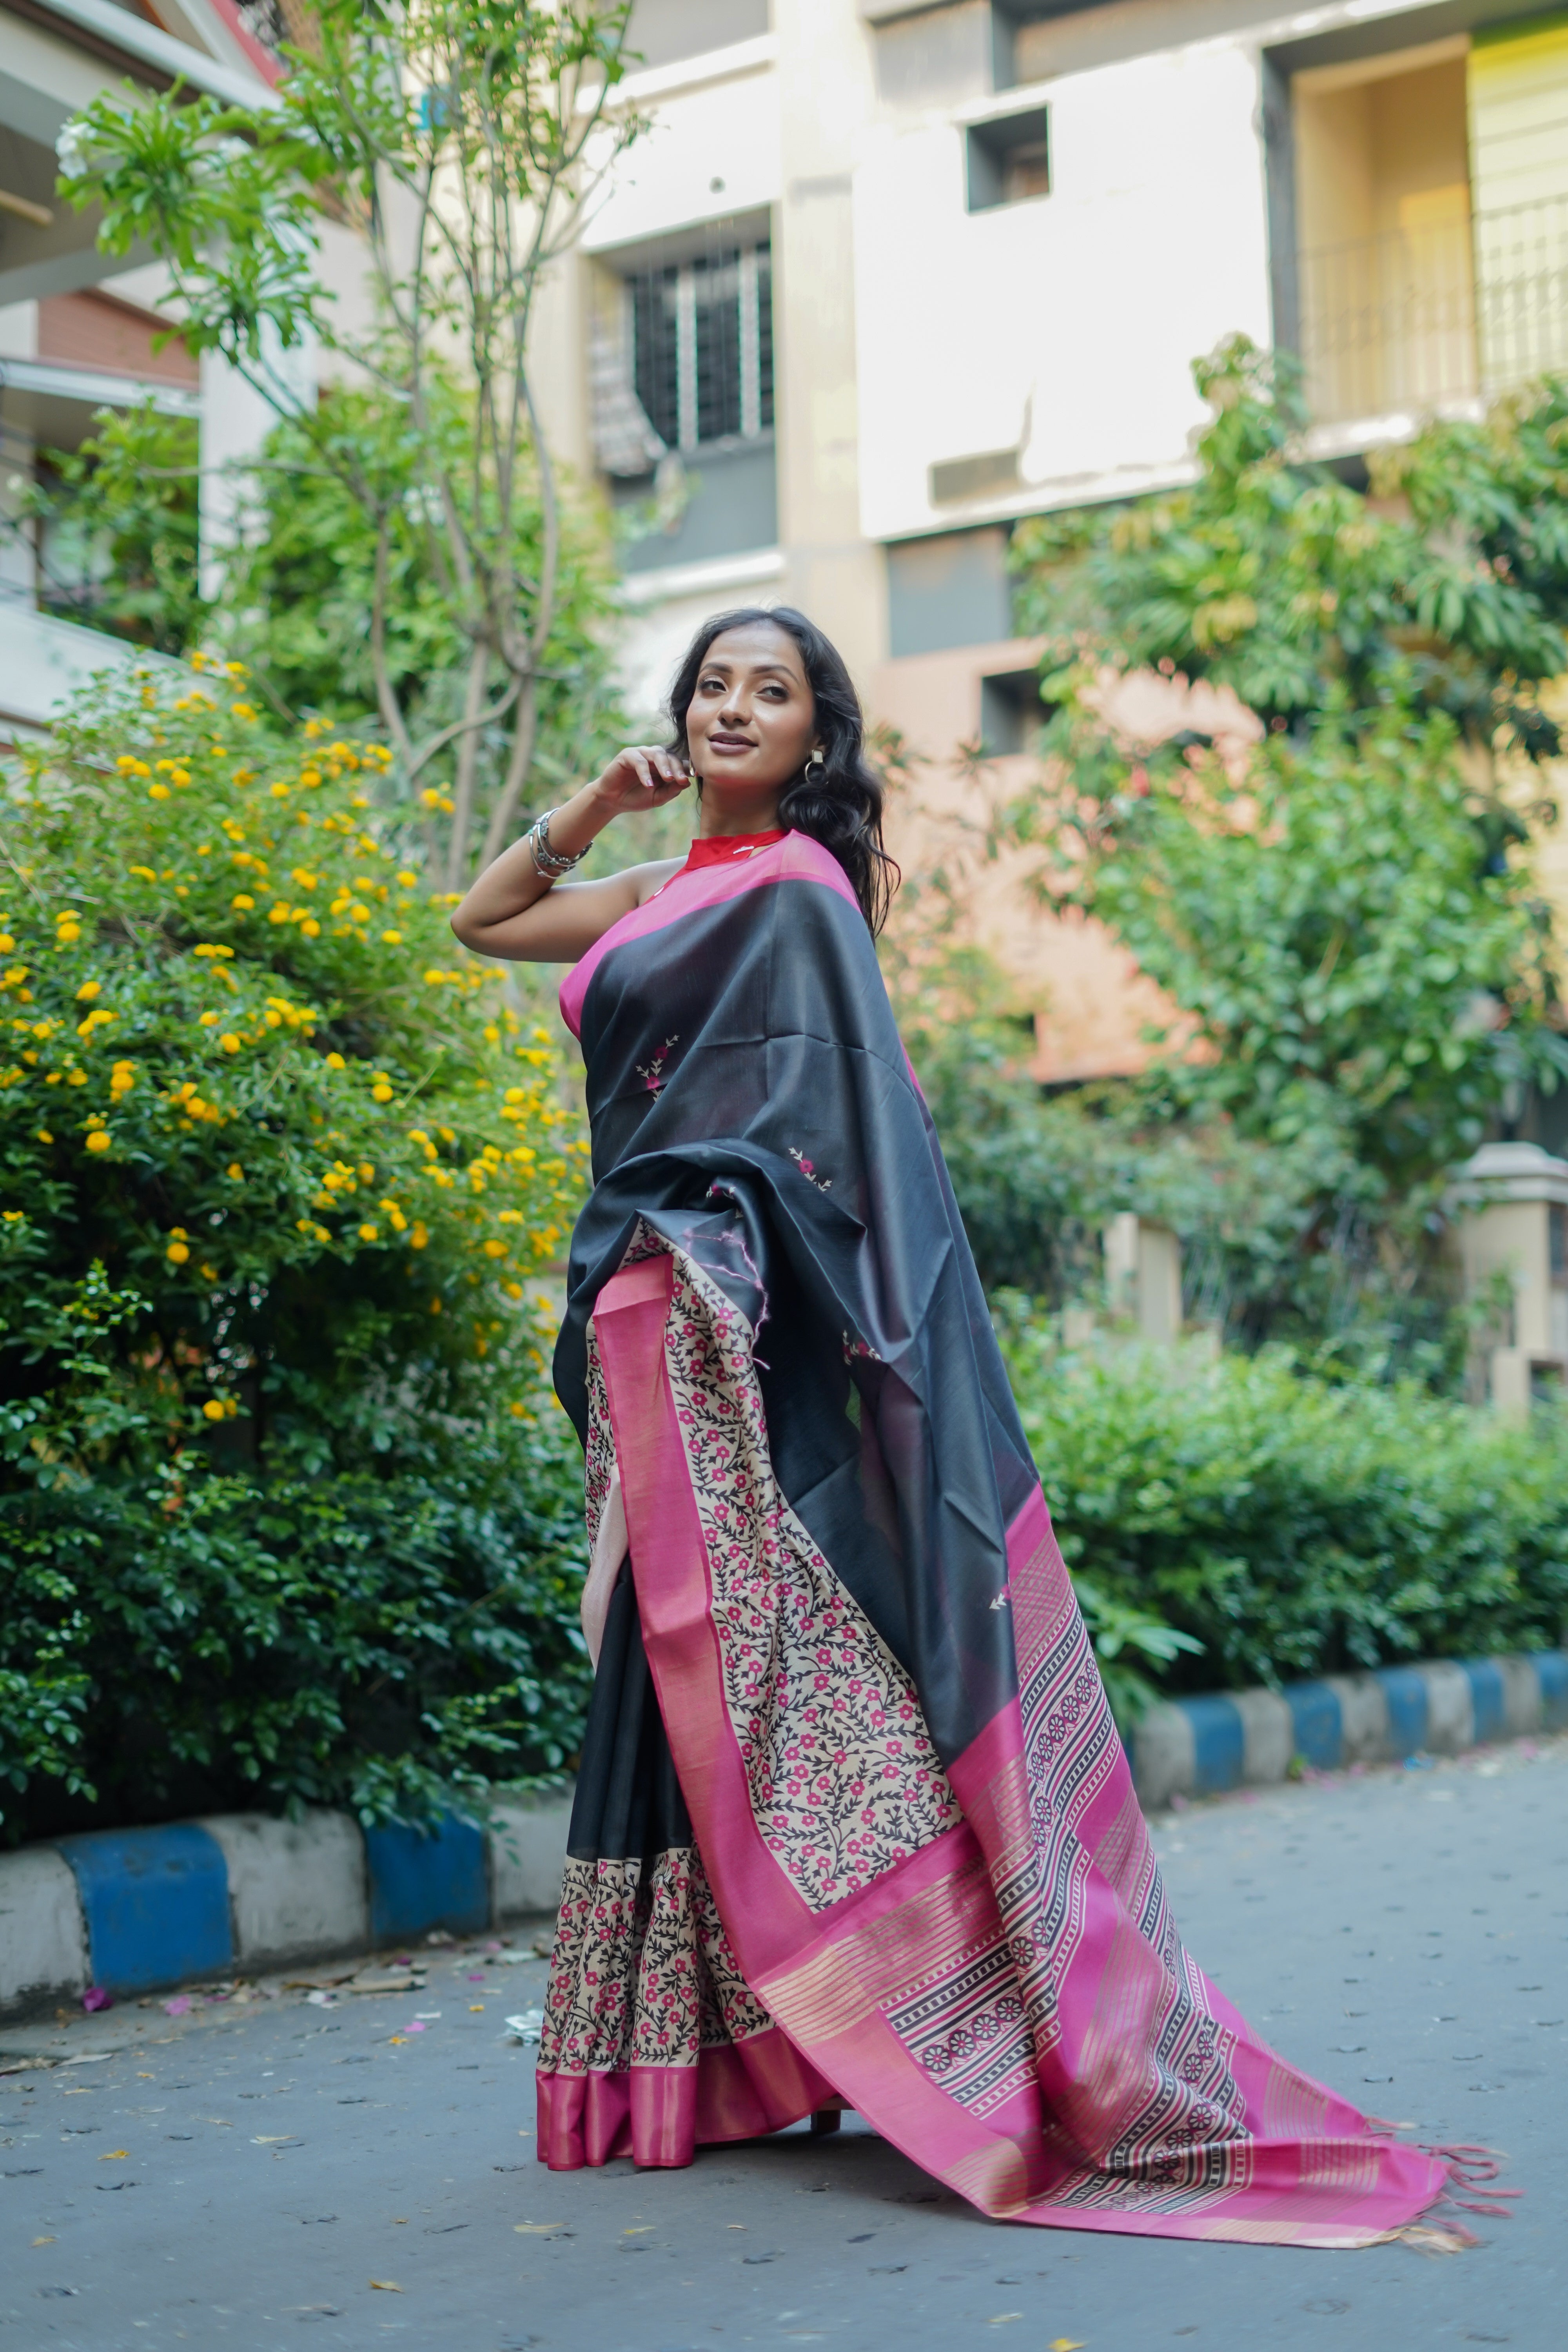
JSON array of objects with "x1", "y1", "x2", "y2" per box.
[{"x1": 629, "y1": 855, "x2": 686, "y2": 906}]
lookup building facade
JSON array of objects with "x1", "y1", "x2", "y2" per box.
[
  {"x1": 532, "y1": 0, "x2": 1568, "y2": 1077},
  {"x1": 0, "y1": 0, "x2": 284, "y2": 737}
]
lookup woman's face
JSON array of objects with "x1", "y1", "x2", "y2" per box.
[{"x1": 683, "y1": 621, "x2": 820, "y2": 797}]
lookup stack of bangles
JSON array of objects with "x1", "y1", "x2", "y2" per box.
[{"x1": 528, "y1": 807, "x2": 588, "y2": 881}]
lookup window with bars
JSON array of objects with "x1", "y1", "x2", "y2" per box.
[{"x1": 628, "y1": 241, "x2": 773, "y2": 457}]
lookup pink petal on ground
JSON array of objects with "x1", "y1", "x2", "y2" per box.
[
  {"x1": 81, "y1": 1987, "x2": 113, "y2": 2013},
  {"x1": 162, "y1": 1995, "x2": 193, "y2": 2017}
]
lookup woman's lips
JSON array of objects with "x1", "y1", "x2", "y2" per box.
[{"x1": 707, "y1": 735, "x2": 755, "y2": 753}]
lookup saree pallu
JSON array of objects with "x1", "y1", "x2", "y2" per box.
[{"x1": 537, "y1": 829, "x2": 1452, "y2": 2245}]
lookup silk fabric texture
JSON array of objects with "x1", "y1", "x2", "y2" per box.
[{"x1": 536, "y1": 828, "x2": 1450, "y2": 2243}]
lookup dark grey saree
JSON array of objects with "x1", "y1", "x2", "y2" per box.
[{"x1": 534, "y1": 827, "x2": 1448, "y2": 2244}]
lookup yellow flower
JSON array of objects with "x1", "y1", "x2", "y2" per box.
[
  {"x1": 482, "y1": 1239, "x2": 507, "y2": 1259},
  {"x1": 231, "y1": 894, "x2": 254, "y2": 912},
  {"x1": 194, "y1": 943, "x2": 234, "y2": 960},
  {"x1": 166, "y1": 1240, "x2": 191, "y2": 1264},
  {"x1": 35, "y1": 1128, "x2": 53, "y2": 1143},
  {"x1": 202, "y1": 1398, "x2": 226, "y2": 1421},
  {"x1": 226, "y1": 1161, "x2": 244, "y2": 1180},
  {"x1": 0, "y1": 935, "x2": 12, "y2": 953},
  {"x1": 55, "y1": 924, "x2": 81, "y2": 946},
  {"x1": 410, "y1": 1221, "x2": 429, "y2": 1250},
  {"x1": 358, "y1": 1161, "x2": 374, "y2": 1182},
  {"x1": 148, "y1": 783, "x2": 171, "y2": 800},
  {"x1": 219, "y1": 1033, "x2": 242, "y2": 1054},
  {"x1": 371, "y1": 1082, "x2": 394, "y2": 1103},
  {"x1": 2, "y1": 1209, "x2": 22, "y2": 1222},
  {"x1": 508, "y1": 1400, "x2": 527, "y2": 1417},
  {"x1": 503, "y1": 1281, "x2": 524, "y2": 1300},
  {"x1": 325, "y1": 1051, "x2": 347, "y2": 1070},
  {"x1": 301, "y1": 917, "x2": 321, "y2": 938},
  {"x1": 299, "y1": 768, "x2": 322, "y2": 787},
  {"x1": 75, "y1": 980, "x2": 101, "y2": 1002},
  {"x1": 267, "y1": 903, "x2": 292, "y2": 925},
  {"x1": 231, "y1": 702, "x2": 257, "y2": 720},
  {"x1": 358, "y1": 1222, "x2": 379, "y2": 1242},
  {"x1": 84, "y1": 1129, "x2": 111, "y2": 1153},
  {"x1": 380, "y1": 929, "x2": 403, "y2": 946},
  {"x1": 396, "y1": 869, "x2": 417, "y2": 887}
]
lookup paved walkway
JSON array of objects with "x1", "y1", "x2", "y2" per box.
[{"x1": 3, "y1": 1735, "x2": 1563, "y2": 2351}]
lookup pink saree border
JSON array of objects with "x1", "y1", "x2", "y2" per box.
[
  {"x1": 591, "y1": 1253, "x2": 1453, "y2": 2243},
  {"x1": 558, "y1": 832, "x2": 860, "y2": 1039},
  {"x1": 537, "y1": 2027, "x2": 833, "y2": 2170}
]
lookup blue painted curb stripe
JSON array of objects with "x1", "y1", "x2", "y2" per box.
[
  {"x1": 1375, "y1": 1667, "x2": 1428, "y2": 1758},
  {"x1": 1463, "y1": 1658, "x2": 1507, "y2": 1744},
  {"x1": 54, "y1": 1826, "x2": 232, "y2": 1996},
  {"x1": 1183, "y1": 1696, "x2": 1244, "y2": 1795},
  {"x1": 1537, "y1": 1651, "x2": 1568, "y2": 1731},
  {"x1": 1285, "y1": 1681, "x2": 1342, "y2": 1772},
  {"x1": 1143, "y1": 1651, "x2": 1568, "y2": 1800},
  {"x1": 365, "y1": 1815, "x2": 488, "y2": 1941}
]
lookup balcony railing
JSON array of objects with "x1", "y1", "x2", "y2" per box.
[{"x1": 1298, "y1": 193, "x2": 1568, "y2": 426}]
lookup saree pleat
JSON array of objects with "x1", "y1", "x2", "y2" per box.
[{"x1": 535, "y1": 831, "x2": 1455, "y2": 2243}]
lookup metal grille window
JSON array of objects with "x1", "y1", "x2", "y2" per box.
[{"x1": 628, "y1": 241, "x2": 773, "y2": 457}]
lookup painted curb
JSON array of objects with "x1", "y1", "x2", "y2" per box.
[
  {"x1": 0, "y1": 1788, "x2": 573, "y2": 2020},
  {"x1": 1130, "y1": 1648, "x2": 1568, "y2": 1811},
  {"x1": 7, "y1": 1649, "x2": 1563, "y2": 2012}
]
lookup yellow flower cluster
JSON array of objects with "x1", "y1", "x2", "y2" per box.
[{"x1": 5, "y1": 654, "x2": 587, "y2": 1357}]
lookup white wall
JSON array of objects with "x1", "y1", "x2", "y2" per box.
[
  {"x1": 581, "y1": 39, "x2": 782, "y2": 261},
  {"x1": 852, "y1": 36, "x2": 1272, "y2": 541}
]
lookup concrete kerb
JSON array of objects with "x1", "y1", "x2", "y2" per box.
[
  {"x1": 1130, "y1": 1648, "x2": 1568, "y2": 1810},
  {"x1": 0, "y1": 1787, "x2": 574, "y2": 2021},
  {"x1": 5, "y1": 1651, "x2": 1565, "y2": 2018}
]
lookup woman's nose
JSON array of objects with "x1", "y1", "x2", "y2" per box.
[{"x1": 719, "y1": 686, "x2": 750, "y2": 727}]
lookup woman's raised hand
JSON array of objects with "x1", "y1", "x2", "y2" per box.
[{"x1": 589, "y1": 744, "x2": 693, "y2": 817}]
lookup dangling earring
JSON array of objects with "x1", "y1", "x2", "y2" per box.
[{"x1": 806, "y1": 748, "x2": 825, "y2": 776}]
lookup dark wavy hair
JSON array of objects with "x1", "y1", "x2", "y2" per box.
[{"x1": 665, "y1": 605, "x2": 899, "y2": 934}]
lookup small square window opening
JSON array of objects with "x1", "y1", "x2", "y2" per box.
[{"x1": 966, "y1": 105, "x2": 1051, "y2": 214}]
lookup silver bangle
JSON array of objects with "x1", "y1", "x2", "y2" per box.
[{"x1": 528, "y1": 807, "x2": 588, "y2": 881}]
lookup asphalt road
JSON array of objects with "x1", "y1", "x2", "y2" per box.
[{"x1": 2, "y1": 1734, "x2": 1564, "y2": 2352}]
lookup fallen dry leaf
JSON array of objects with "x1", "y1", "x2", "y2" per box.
[
  {"x1": 368, "y1": 2279, "x2": 404, "y2": 2292},
  {"x1": 514, "y1": 2222, "x2": 564, "y2": 2234},
  {"x1": 1049, "y1": 2340, "x2": 1088, "y2": 2350},
  {"x1": 99, "y1": 2151, "x2": 129, "y2": 2161},
  {"x1": 31, "y1": 2236, "x2": 55, "y2": 2247},
  {"x1": 252, "y1": 2135, "x2": 297, "y2": 2144}
]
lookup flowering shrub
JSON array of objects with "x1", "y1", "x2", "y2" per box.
[{"x1": 0, "y1": 657, "x2": 594, "y2": 1840}]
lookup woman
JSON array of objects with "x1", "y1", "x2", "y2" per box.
[{"x1": 452, "y1": 608, "x2": 1455, "y2": 2245}]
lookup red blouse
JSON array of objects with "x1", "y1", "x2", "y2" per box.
[{"x1": 682, "y1": 827, "x2": 788, "y2": 871}]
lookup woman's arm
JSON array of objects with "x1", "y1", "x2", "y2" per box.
[{"x1": 450, "y1": 745, "x2": 692, "y2": 964}]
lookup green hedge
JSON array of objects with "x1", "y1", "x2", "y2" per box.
[
  {"x1": 0, "y1": 662, "x2": 594, "y2": 1844},
  {"x1": 1003, "y1": 1314, "x2": 1568, "y2": 1699}
]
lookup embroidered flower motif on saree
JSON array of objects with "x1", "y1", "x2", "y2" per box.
[
  {"x1": 788, "y1": 1146, "x2": 832, "y2": 1190},
  {"x1": 636, "y1": 1034, "x2": 679, "y2": 1097}
]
